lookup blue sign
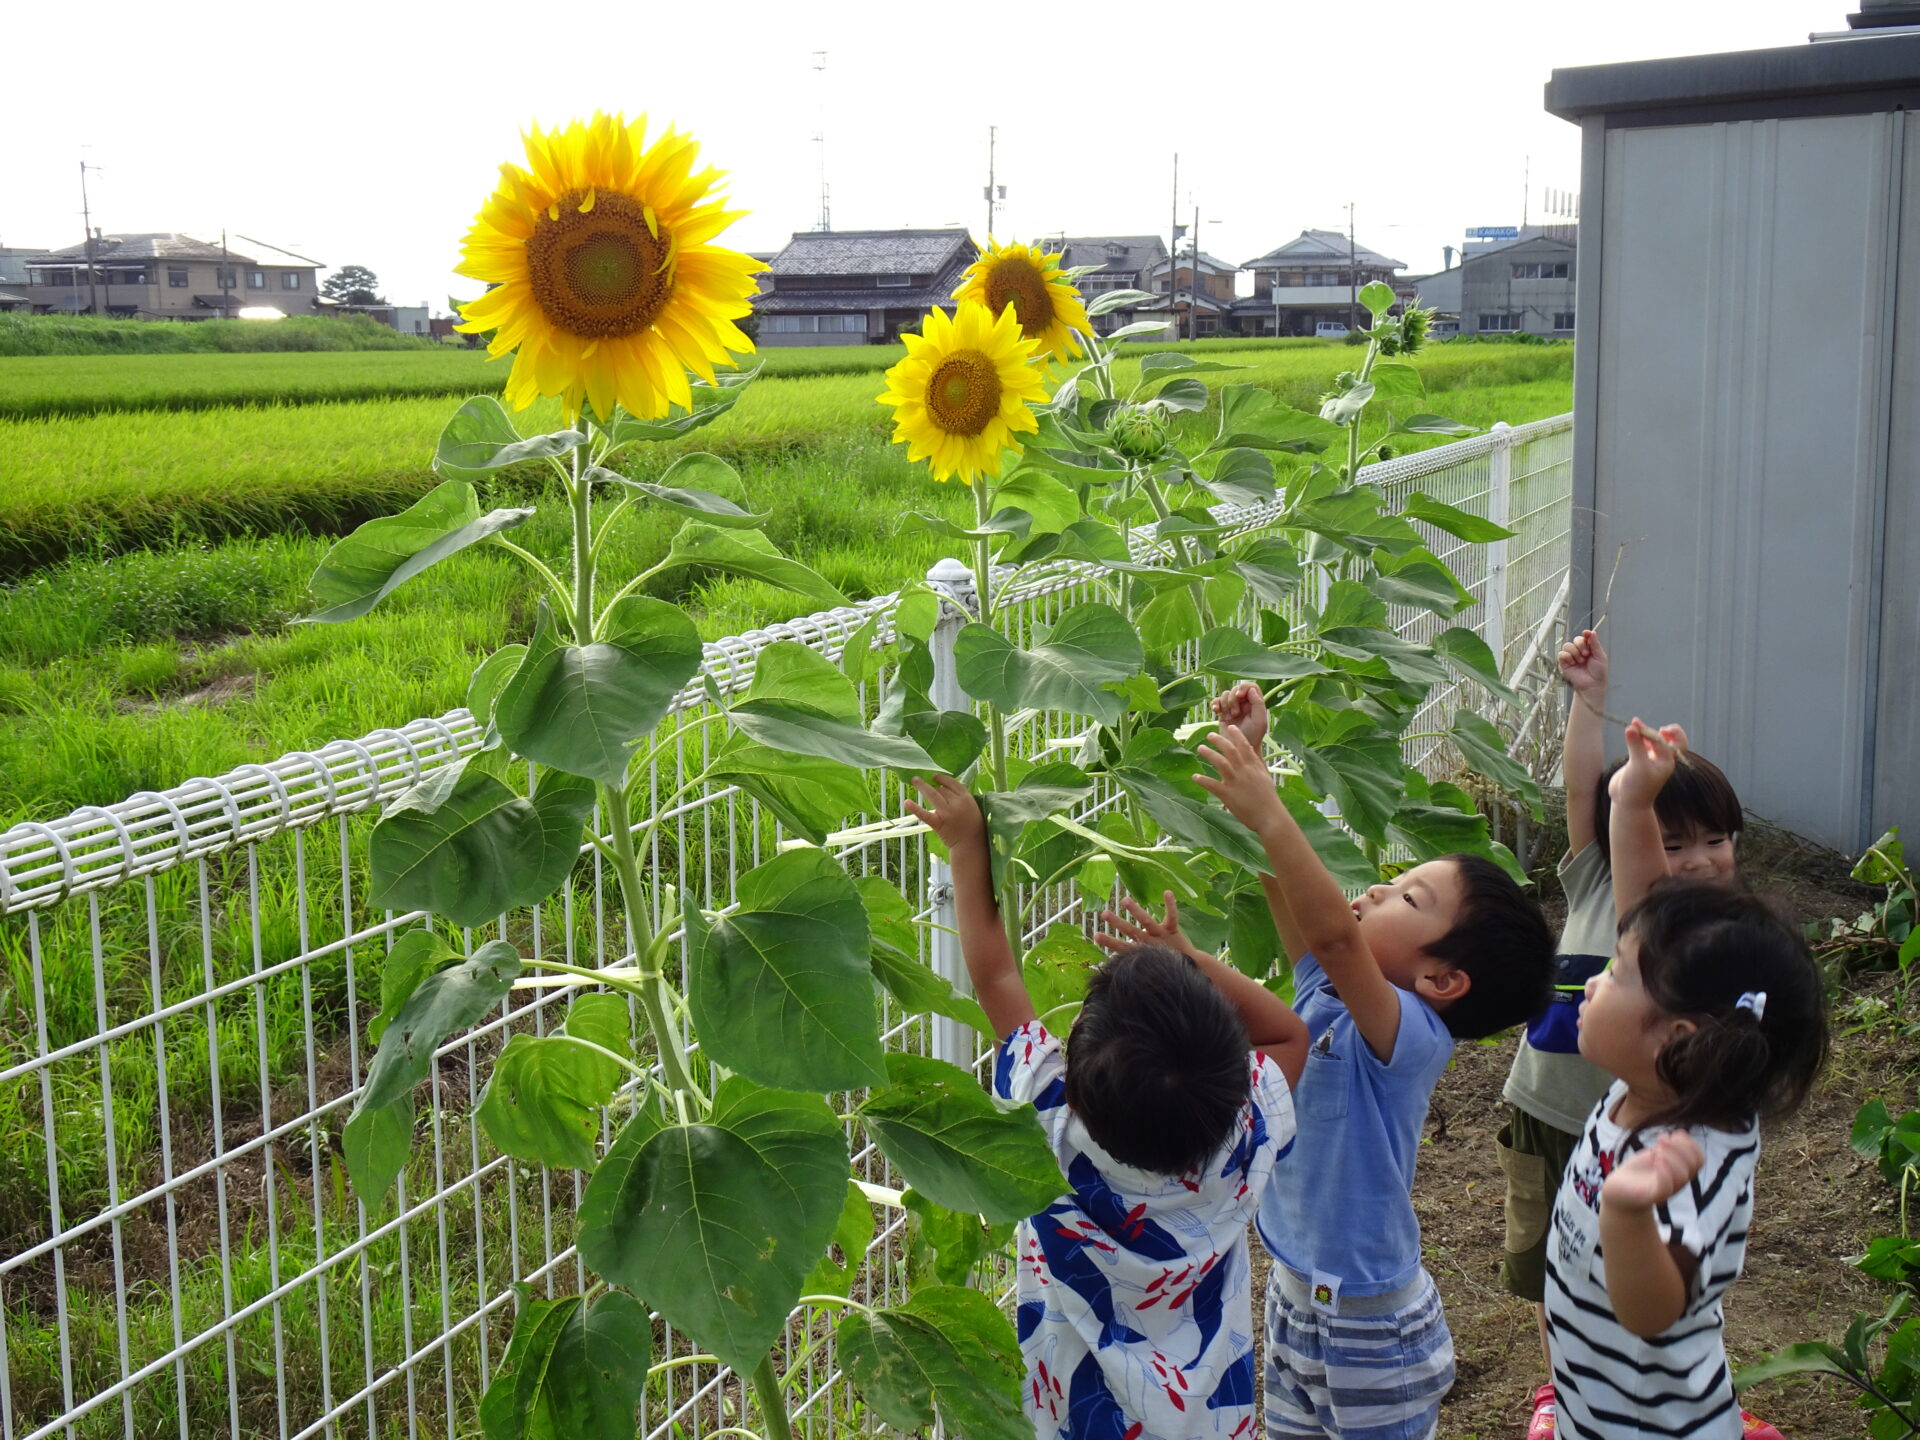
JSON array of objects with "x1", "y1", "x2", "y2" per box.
[{"x1": 1465, "y1": 226, "x2": 1520, "y2": 239}]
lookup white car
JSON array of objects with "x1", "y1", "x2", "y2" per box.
[{"x1": 1315, "y1": 321, "x2": 1350, "y2": 338}]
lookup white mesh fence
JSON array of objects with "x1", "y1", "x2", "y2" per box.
[{"x1": 0, "y1": 415, "x2": 1571, "y2": 1440}]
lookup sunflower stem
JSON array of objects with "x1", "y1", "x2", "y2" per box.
[
  {"x1": 1137, "y1": 469, "x2": 1213, "y2": 632},
  {"x1": 570, "y1": 439, "x2": 596, "y2": 641},
  {"x1": 750, "y1": 1354, "x2": 796, "y2": 1440},
  {"x1": 970, "y1": 477, "x2": 1021, "y2": 965}
]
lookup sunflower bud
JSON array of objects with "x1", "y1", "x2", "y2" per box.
[
  {"x1": 1106, "y1": 405, "x2": 1169, "y2": 461},
  {"x1": 1398, "y1": 306, "x2": 1431, "y2": 356}
]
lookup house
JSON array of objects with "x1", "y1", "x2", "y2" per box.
[
  {"x1": 20, "y1": 234, "x2": 323, "y2": 320},
  {"x1": 1404, "y1": 230, "x2": 1577, "y2": 338},
  {"x1": 1046, "y1": 236, "x2": 1175, "y2": 339},
  {"x1": 1146, "y1": 248, "x2": 1238, "y2": 339},
  {"x1": 752, "y1": 229, "x2": 975, "y2": 347},
  {"x1": 323, "y1": 299, "x2": 431, "y2": 335},
  {"x1": 1231, "y1": 229, "x2": 1406, "y2": 337}
]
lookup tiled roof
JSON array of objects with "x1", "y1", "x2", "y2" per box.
[
  {"x1": 768, "y1": 229, "x2": 974, "y2": 277},
  {"x1": 1052, "y1": 235, "x2": 1169, "y2": 276},
  {"x1": 755, "y1": 284, "x2": 961, "y2": 313},
  {"x1": 31, "y1": 233, "x2": 259, "y2": 264},
  {"x1": 1244, "y1": 229, "x2": 1405, "y2": 271}
]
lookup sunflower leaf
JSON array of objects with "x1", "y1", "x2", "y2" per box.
[
  {"x1": 432, "y1": 396, "x2": 585, "y2": 481},
  {"x1": 657, "y1": 525, "x2": 849, "y2": 608},
  {"x1": 302, "y1": 480, "x2": 534, "y2": 624}
]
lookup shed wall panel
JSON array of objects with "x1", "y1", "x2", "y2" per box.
[{"x1": 1874, "y1": 115, "x2": 1919, "y2": 841}]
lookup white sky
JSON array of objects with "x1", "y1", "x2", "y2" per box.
[{"x1": 0, "y1": 0, "x2": 1850, "y2": 312}]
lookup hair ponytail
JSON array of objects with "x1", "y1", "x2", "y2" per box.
[{"x1": 1619, "y1": 882, "x2": 1828, "y2": 1132}]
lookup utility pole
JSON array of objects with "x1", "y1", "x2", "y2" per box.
[
  {"x1": 1522, "y1": 153, "x2": 1531, "y2": 229},
  {"x1": 1169, "y1": 154, "x2": 1180, "y2": 336},
  {"x1": 1346, "y1": 202, "x2": 1358, "y2": 335},
  {"x1": 984, "y1": 126, "x2": 996, "y2": 240},
  {"x1": 1189, "y1": 204, "x2": 1200, "y2": 341},
  {"x1": 811, "y1": 51, "x2": 831, "y2": 232},
  {"x1": 79, "y1": 160, "x2": 101, "y2": 318}
]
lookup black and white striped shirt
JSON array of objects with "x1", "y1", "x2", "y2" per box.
[{"x1": 1543, "y1": 1081, "x2": 1758, "y2": 1440}]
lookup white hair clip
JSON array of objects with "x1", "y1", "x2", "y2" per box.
[{"x1": 1735, "y1": 991, "x2": 1767, "y2": 1021}]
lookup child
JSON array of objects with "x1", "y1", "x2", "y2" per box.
[
  {"x1": 1196, "y1": 688, "x2": 1555, "y2": 1440},
  {"x1": 1497, "y1": 634, "x2": 1745, "y2": 1440},
  {"x1": 1542, "y1": 721, "x2": 1828, "y2": 1439},
  {"x1": 905, "y1": 773, "x2": 1310, "y2": 1440}
]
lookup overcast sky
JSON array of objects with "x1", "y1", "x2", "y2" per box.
[{"x1": 0, "y1": 0, "x2": 1854, "y2": 312}]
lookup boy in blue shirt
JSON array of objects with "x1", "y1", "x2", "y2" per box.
[
  {"x1": 1197, "y1": 687, "x2": 1554, "y2": 1440},
  {"x1": 906, "y1": 773, "x2": 1310, "y2": 1440}
]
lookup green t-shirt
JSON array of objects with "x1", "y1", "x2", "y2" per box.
[{"x1": 1502, "y1": 842, "x2": 1615, "y2": 1135}]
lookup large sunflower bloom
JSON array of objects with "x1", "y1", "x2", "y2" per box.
[
  {"x1": 877, "y1": 303, "x2": 1046, "y2": 484},
  {"x1": 952, "y1": 240, "x2": 1091, "y2": 363},
  {"x1": 455, "y1": 112, "x2": 765, "y2": 422}
]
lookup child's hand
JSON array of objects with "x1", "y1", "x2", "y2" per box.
[
  {"x1": 1211, "y1": 682, "x2": 1270, "y2": 748},
  {"x1": 1601, "y1": 1130, "x2": 1705, "y2": 1213},
  {"x1": 1558, "y1": 629, "x2": 1609, "y2": 693},
  {"x1": 1194, "y1": 727, "x2": 1284, "y2": 836},
  {"x1": 1608, "y1": 718, "x2": 1686, "y2": 808},
  {"x1": 1096, "y1": 891, "x2": 1212, "y2": 964},
  {"x1": 905, "y1": 775, "x2": 986, "y2": 852}
]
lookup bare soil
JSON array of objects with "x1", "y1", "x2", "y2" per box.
[{"x1": 1252, "y1": 836, "x2": 1917, "y2": 1440}]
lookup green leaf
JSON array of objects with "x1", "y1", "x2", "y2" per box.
[
  {"x1": 1451, "y1": 710, "x2": 1543, "y2": 814},
  {"x1": 1433, "y1": 626, "x2": 1521, "y2": 706},
  {"x1": 495, "y1": 596, "x2": 701, "y2": 786},
  {"x1": 478, "y1": 1290, "x2": 652, "y2": 1440},
  {"x1": 598, "y1": 453, "x2": 769, "y2": 529},
  {"x1": 857, "y1": 877, "x2": 995, "y2": 1039},
  {"x1": 1395, "y1": 413, "x2": 1475, "y2": 436},
  {"x1": 1198, "y1": 626, "x2": 1326, "y2": 683},
  {"x1": 1320, "y1": 579, "x2": 1391, "y2": 632},
  {"x1": 1025, "y1": 924, "x2": 1104, "y2": 1018},
  {"x1": 1319, "y1": 380, "x2": 1375, "y2": 426},
  {"x1": 895, "y1": 585, "x2": 942, "y2": 645},
  {"x1": 746, "y1": 639, "x2": 862, "y2": 720},
  {"x1": 1732, "y1": 1342, "x2": 1850, "y2": 1390},
  {"x1": 954, "y1": 604, "x2": 1144, "y2": 725},
  {"x1": 1105, "y1": 319, "x2": 1176, "y2": 341},
  {"x1": 1231, "y1": 535, "x2": 1305, "y2": 605},
  {"x1": 341, "y1": 1097, "x2": 412, "y2": 1212},
  {"x1": 1369, "y1": 362, "x2": 1426, "y2": 403},
  {"x1": 1138, "y1": 352, "x2": 1249, "y2": 381},
  {"x1": 1276, "y1": 774, "x2": 1379, "y2": 891},
  {"x1": 1149, "y1": 376, "x2": 1210, "y2": 412},
  {"x1": 903, "y1": 1189, "x2": 1016, "y2": 1287},
  {"x1": 1402, "y1": 490, "x2": 1516, "y2": 543},
  {"x1": 1293, "y1": 488, "x2": 1426, "y2": 556},
  {"x1": 702, "y1": 735, "x2": 871, "y2": 843},
  {"x1": 1137, "y1": 586, "x2": 1203, "y2": 652},
  {"x1": 604, "y1": 382, "x2": 746, "y2": 443},
  {"x1": 1086, "y1": 288, "x2": 1161, "y2": 316},
  {"x1": 433, "y1": 396, "x2": 584, "y2": 482},
  {"x1": 1853, "y1": 1099, "x2": 1897, "y2": 1157},
  {"x1": 359, "y1": 939, "x2": 523, "y2": 1112},
  {"x1": 1359, "y1": 281, "x2": 1397, "y2": 317},
  {"x1": 477, "y1": 995, "x2": 629, "y2": 1171},
  {"x1": 368, "y1": 929, "x2": 459, "y2": 1048},
  {"x1": 657, "y1": 524, "x2": 849, "y2": 609},
  {"x1": 1318, "y1": 627, "x2": 1451, "y2": 690},
  {"x1": 904, "y1": 709, "x2": 988, "y2": 776},
  {"x1": 685, "y1": 848, "x2": 886, "y2": 1091},
  {"x1": 1367, "y1": 549, "x2": 1470, "y2": 618},
  {"x1": 368, "y1": 761, "x2": 590, "y2": 927},
  {"x1": 990, "y1": 470, "x2": 1080, "y2": 536},
  {"x1": 304, "y1": 480, "x2": 534, "y2": 624},
  {"x1": 1228, "y1": 884, "x2": 1282, "y2": 978},
  {"x1": 803, "y1": 1181, "x2": 877, "y2": 1300},
  {"x1": 1114, "y1": 764, "x2": 1270, "y2": 874},
  {"x1": 576, "y1": 1078, "x2": 847, "y2": 1374},
  {"x1": 838, "y1": 613, "x2": 885, "y2": 688},
  {"x1": 858, "y1": 1054, "x2": 1067, "y2": 1223},
  {"x1": 839, "y1": 1285, "x2": 1028, "y2": 1440},
  {"x1": 1196, "y1": 447, "x2": 1279, "y2": 506},
  {"x1": 1214, "y1": 385, "x2": 1342, "y2": 453},
  {"x1": 465, "y1": 644, "x2": 526, "y2": 743},
  {"x1": 731, "y1": 700, "x2": 939, "y2": 774}
]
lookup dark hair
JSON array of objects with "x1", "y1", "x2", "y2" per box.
[
  {"x1": 1421, "y1": 854, "x2": 1556, "y2": 1040},
  {"x1": 1593, "y1": 751, "x2": 1743, "y2": 865},
  {"x1": 1063, "y1": 945, "x2": 1251, "y2": 1175},
  {"x1": 1621, "y1": 881, "x2": 1829, "y2": 1132}
]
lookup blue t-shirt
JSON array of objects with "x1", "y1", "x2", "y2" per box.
[{"x1": 1254, "y1": 952, "x2": 1454, "y2": 1297}]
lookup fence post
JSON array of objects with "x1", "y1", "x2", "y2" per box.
[
  {"x1": 1484, "y1": 421, "x2": 1513, "y2": 675},
  {"x1": 923, "y1": 556, "x2": 977, "y2": 1068}
]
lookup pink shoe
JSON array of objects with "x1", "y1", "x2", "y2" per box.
[
  {"x1": 1739, "y1": 1410, "x2": 1785, "y2": 1439},
  {"x1": 1526, "y1": 1385, "x2": 1556, "y2": 1439}
]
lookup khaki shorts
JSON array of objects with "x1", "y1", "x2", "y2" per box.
[{"x1": 1496, "y1": 1106, "x2": 1580, "y2": 1303}]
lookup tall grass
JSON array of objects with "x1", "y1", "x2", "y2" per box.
[{"x1": 0, "y1": 312, "x2": 440, "y2": 357}]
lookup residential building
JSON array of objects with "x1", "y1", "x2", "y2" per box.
[
  {"x1": 1146, "y1": 248, "x2": 1238, "y2": 338},
  {"x1": 19, "y1": 233, "x2": 323, "y2": 320},
  {"x1": 1404, "y1": 230, "x2": 1577, "y2": 338},
  {"x1": 1232, "y1": 229, "x2": 1406, "y2": 337},
  {"x1": 0, "y1": 248, "x2": 37, "y2": 312},
  {"x1": 752, "y1": 229, "x2": 975, "y2": 347},
  {"x1": 1046, "y1": 236, "x2": 1175, "y2": 338}
]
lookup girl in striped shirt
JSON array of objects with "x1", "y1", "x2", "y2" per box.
[{"x1": 1543, "y1": 721, "x2": 1829, "y2": 1439}]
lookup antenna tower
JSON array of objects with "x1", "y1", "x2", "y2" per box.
[{"x1": 812, "y1": 51, "x2": 832, "y2": 232}]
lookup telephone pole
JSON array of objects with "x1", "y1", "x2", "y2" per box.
[
  {"x1": 811, "y1": 51, "x2": 831, "y2": 232},
  {"x1": 79, "y1": 160, "x2": 101, "y2": 318},
  {"x1": 1189, "y1": 204, "x2": 1200, "y2": 341},
  {"x1": 1346, "y1": 202, "x2": 1358, "y2": 334},
  {"x1": 984, "y1": 126, "x2": 997, "y2": 239},
  {"x1": 1169, "y1": 154, "x2": 1180, "y2": 334}
]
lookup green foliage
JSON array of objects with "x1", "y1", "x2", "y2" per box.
[
  {"x1": 0, "y1": 311, "x2": 436, "y2": 360},
  {"x1": 478, "y1": 1289, "x2": 652, "y2": 1440},
  {"x1": 1813, "y1": 829, "x2": 1919, "y2": 993},
  {"x1": 837, "y1": 1286, "x2": 1028, "y2": 1440}
]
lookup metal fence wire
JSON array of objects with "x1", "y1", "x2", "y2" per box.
[{"x1": 0, "y1": 416, "x2": 1573, "y2": 1440}]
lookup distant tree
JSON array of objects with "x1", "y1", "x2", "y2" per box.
[{"x1": 322, "y1": 265, "x2": 385, "y2": 305}]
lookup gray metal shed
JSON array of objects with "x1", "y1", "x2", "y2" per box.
[{"x1": 1545, "y1": 14, "x2": 1920, "y2": 852}]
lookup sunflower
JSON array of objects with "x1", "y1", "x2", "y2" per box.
[
  {"x1": 877, "y1": 302, "x2": 1047, "y2": 484},
  {"x1": 951, "y1": 240, "x2": 1091, "y2": 363},
  {"x1": 455, "y1": 112, "x2": 765, "y2": 422}
]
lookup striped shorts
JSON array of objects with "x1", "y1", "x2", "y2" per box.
[{"x1": 1262, "y1": 1268, "x2": 1454, "y2": 1440}]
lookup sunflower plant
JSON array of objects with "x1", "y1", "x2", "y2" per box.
[
  {"x1": 876, "y1": 264, "x2": 1543, "y2": 991},
  {"x1": 305, "y1": 115, "x2": 1050, "y2": 1440}
]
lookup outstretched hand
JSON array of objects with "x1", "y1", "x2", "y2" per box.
[
  {"x1": 904, "y1": 775, "x2": 986, "y2": 852},
  {"x1": 1096, "y1": 891, "x2": 1212, "y2": 964},
  {"x1": 1194, "y1": 726, "x2": 1284, "y2": 835},
  {"x1": 1609, "y1": 718, "x2": 1687, "y2": 809},
  {"x1": 1558, "y1": 629, "x2": 1609, "y2": 694},
  {"x1": 1212, "y1": 682, "x2": 1270, "y2": 748},
  {"x1": 1602, "y1": 1130, "x2": 1705, "y2": 1213}
]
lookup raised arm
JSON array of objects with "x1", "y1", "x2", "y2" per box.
[
  {"x1": 1195, "y1": 726, "x2": 1404, "y2": 1063},
  {"x1": 1599, "y1": 1130, "x2": 1705, "y2": 1336},
  {"x1": 1212, "y1": 683, "x2": 1309, "y2": 962},
  {"x1": 1096, "y1": 891, "x2": 1310, "y2": 1089},
  {"x1": 1559, "y1": 630, "x2": 1610, "y2": 855},
  {"x1": 905, "y1": 776, "x2": 1037, "y2": 1039},
  {"x1": 1608, "y1": 719, "x2": 1683, "y2": 923}
]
